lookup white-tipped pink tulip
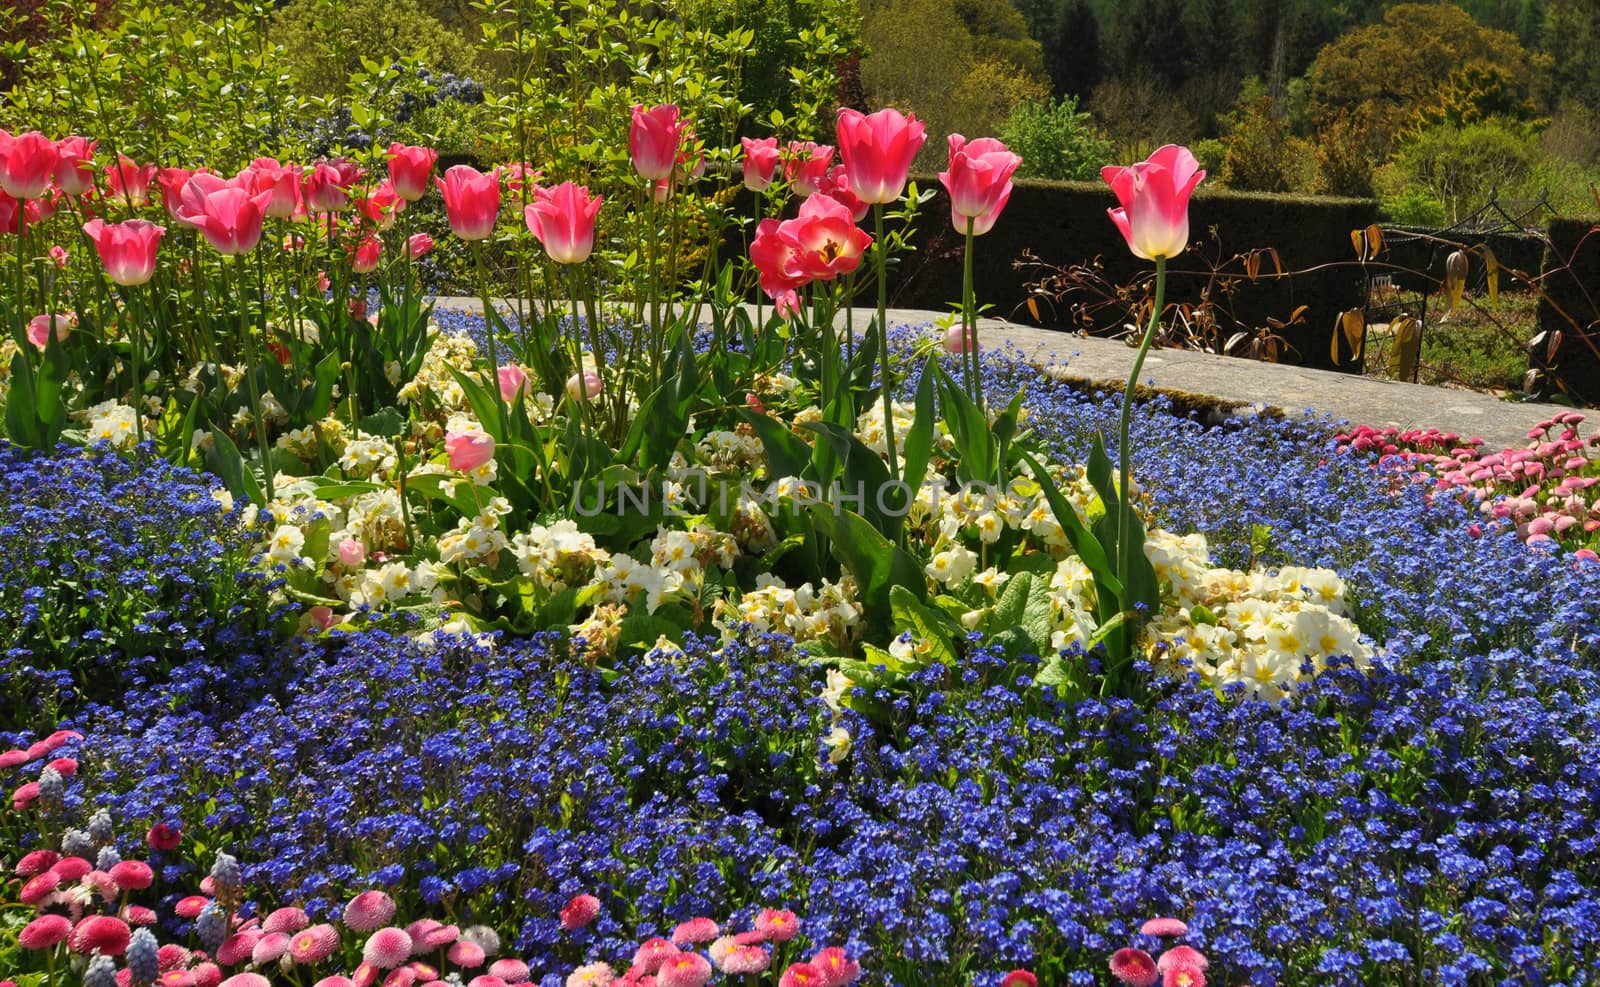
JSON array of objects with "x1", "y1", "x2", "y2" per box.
[{"x1": 1100, "y1": 144, "x2": 1205, "y2": 261}]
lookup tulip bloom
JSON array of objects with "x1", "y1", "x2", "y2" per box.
[
  {"x1": 82, "y1": 218, "x2": 165, "y2": 286},
  {"x1": 1101, "y1": 144, "x2": 1205, "y2": 261},
  {"x1": 435, "y1": 165, "x2": 500, "y2": 241},
  {"x1": 303, "y1": 163, "x2": 352, "y2": 213},
  {"x1": 502, "y1": 162, "x2": 542, "y2": 198},
  {"x1": 777, "y1": 193, "x2": 872, "y2": 282},
  {"x1": 944, "y1": 322, "x2": 976, "y2": 355},
  {"x1": 835, "y1": 107, "x2": 925, "y2": 205},
  {"x1": 941, "y1": 134, "x2": 1020, "y2": 232},
  {"x1": 53, "y1": 137, "x2": 97, "y2": 196},
  {"x1": 817, "y1": 165, "x2": 868, "y2": 223},
  {"x1": 408, "y1": 232, "x2": 435, "y2": 259},
  {"x1": 498, "y1": 363, "x2": 530, "y2": 402},
  {"x1": 157, "y1": 168, "x2": 204, "y2": 222},
  {"x1": 105, "y1": 156, "x2": 158, "y2": 209},
  {"x1": 358, "y1": 181, "x2": 404, "y2": 231},
  {"x1": 26, "y1": 313, "x2": 74, "y2": 349},
  {"x1": 566, "y1": 371, "x2": 603, "y2": 402},
  {"x1": 445, "y1": 429, "x2": 495, "y2": 472},
  {"x1": 749, "y1": 218, "x2": 805, "y2": 300},
  {"x1": 741, "y1": 137, "x2": 780, "y2": 192},
  {"x1": 524, "y1": 182, "x2": 603, "y2": 265},
  {"x1": 386, "y1": 143, "x2": 438, "y2": 201},
  {"x1": 175, "y1": 175, "x2": 274, "y2": 255},
  {"x1": 783, "y1": 142, "x2": 833, "y2": 197},
  {"x1": 0, "y1": 130, "x2": 60, "y2": 200},
  {"x1": 350, "y1": 236, "x2": 381, "y2": 274},
  {"x1": 629, "y1": 104, "x2": 686, "y2": 183},
  {"x1": 243, "y1": 159, "x2": 301, "y2": 220},
  {"x1": 959, "y1": 184, "x2": 1012, "y2": 238}
]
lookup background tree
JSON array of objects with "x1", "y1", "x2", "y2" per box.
[{"x1": 1304, "y1": 2, "x2": 1545, "y2": 155}]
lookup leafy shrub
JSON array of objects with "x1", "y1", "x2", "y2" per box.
[
  {"x1": 0, "y1": 445, "x2": 274, "y2": 732},
  {"x1": 1000, "y1": 94, "x2": 1114, "y2": 182},
  {"x1": 1384, "y1": 116, "x2": 1536, "y2": 224},
  {"x1": 269, "y1": 0, "x2": 483, "y2": 100}
]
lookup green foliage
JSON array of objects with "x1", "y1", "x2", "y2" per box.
[
  {"x1": 860, "y1": 0, "x2": 1050, "y2": 167},
  {"x1": 1312, "y1": 106, "x2": 1377, "y2": 197},
  {"x1": 1305, "y1": 2, "x2": 1545, "y2": 155},
  {"x1": 1, "y1": 1, "x2": 308, "y2": 170},
  {"x1": 1000, "y1": 94, "x2": 1114, "y2": 182},
  {"x1": 270, "y1": 0, "x2": 483, "y2": 99},
  {"x1": 1384, "y1": 116, "x2": 1536, "y2": 224},
  {"x1": 1220, "y1": 95, "x2": 1296, "y2": 192},
  {"x1": 1088, "y1": 68, "x2": 1197, "y2": 161}
]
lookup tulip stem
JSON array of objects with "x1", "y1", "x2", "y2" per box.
[
  {"x1": 873, "y1": 204, "x2": 898, "y2": 481},
  {"x1": 470, "y1": 240, "x2": 510, "y2": 439},
  {"x1": 1117, "y1": 254, "x2": 1165, "y2": 645},
  {"x1": 962, "y1": 218, "x2": 982, "y2": 413},
  {"x1": 233, "y1": 255, "x2": 276, "y2": 502},
  {"x1": 126, "y1": 287, "x2": 146, "y2": 446}
]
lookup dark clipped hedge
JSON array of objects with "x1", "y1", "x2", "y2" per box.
[
  {"x1": 1380, "y1": 227, "x2": 1550, "y2": 290},
  {"x1": 885, "y1": 178, "x2": 1380, "y2": 372},
  {"x1": 1530, "y1": 217, "x2": 1600, "y2": 406}
]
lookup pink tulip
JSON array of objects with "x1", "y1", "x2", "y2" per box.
[
  {"x1": 359, "y1": 181, "x2": 404, "y2": 231},
  {"x1": 386, "y1": 143, "x2": 438, "y2": 201},
  {"x1": 777, "y1": 193, "x2": 872, "y2": 282},
  {"x1": 157, "y1": 168, "x2": 203, "y2": 222},
  {"x1": 351, "y1": 236, "x2": 382, "y2": 274},
  {"x1": 749, "y1": 217, "x2": 805, "y2": 300},
  {"x1": 742, "y1": 137, "x2": 780, "y2": 192},
  {"x1": 25, "y1": 313, "x2": 74, "y2": 349},
  {"x1": 48, "y1": 245, "x2": 67, "y2": 269},
  {"x1": 1101, "y1": 144, "x2": 1205, "y2": 261},
  {"x1": 941, "y1": 134, "x2": 1020, "y2": 232},
  {"x1": 408, "y1": 233, "x2": 435, "y2": 259},
  {"x1": 630, "y1": 104, "x2": 686, "y2": 183},
  {"x1": 835, "y1": 107, "x2": 925, "y2": 205},
  {"x1": 303, "y1": 163, "x2": 353, "y2": 213},
  {"x1": 524, "y1": 182, "x2": 603, "y2": 265},
  {"x1": 962, "y1": 183, "x2": 1012, "y2": 237},
  {"x1": 773, "y1": 289, "x2": 801, "y2": 321},
  {"x1": 53, "y1": 136, "x2": 97, "y2": 196},
  {"x1": 501, "y1": 162, "x2": 542, "y2": 198},
  {"x1": 817, "y1": 165, "x2": 868, "y2": 223},
  {"x1": 175, "y1": 174, "x2": 274, "y2": 255},
  {"x1": 498, "y1": 363, "x2": 530, "y2": 402},
  {"x1": 105, "y1": 155, "x2": 158, "y2": 209},
  {"x1": 445, "y1": 429, "x2": 495, "y2": 472},
  {"x1": 944, "y1": 322, "x2": 976, "y2": 355},
  {"x1": 82, "y1": 218, "x2": 165, "y2": 286},
  {"x1": 783, "y1": 142, "x2": 833, "y2": 197},
  {"x1": 0, "y1": 130, "x2": 59, "y2": 200},
  {"x1": 566, "y1": 371, "x2": 603, "y2": 402},
  {"x1": 243, "y1": 159, "x2": 301, "y2": 219},
  {"x1": 435, "y1": 165, "x2": 500, "y2": 241}
]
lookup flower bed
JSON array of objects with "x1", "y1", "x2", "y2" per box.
[{"x1": 4, "y1": 352, "x2": 1600, "y2": 986}]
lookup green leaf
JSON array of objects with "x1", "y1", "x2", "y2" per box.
[
  {"x1": 900, "y1": 356, "x2": 937, "y2": 498},
  {"x1": 357, "y1": 406, "x2": 406, "y2": 439},
  {"x1": 990, "y1": 571, "x2": 1032, "y2": 632},
  {"x1": 890, "y1": 584, "x2": 960, "y2": 666},
  {"x1": 807, "y1": 504, "x2": 926, "y2": 636},
  {"x1": 1017, "y1": 451, "x2": 1121, "y2": 599},
  {"x1": 739, "y1": 410, "x2": 812, "y2": 481},
  {"x1": 205, "y1": 428, "x2": 265, "y2": 507}
]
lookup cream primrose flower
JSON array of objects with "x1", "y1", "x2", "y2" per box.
[
  {"x1": 266, "y1": 524, "x2": 306, "y2": 565},
  {"x1": 398, "y1": 330, "x2": 481, "y2": 408},
  {"x1": 84, "y1": 400, "x2": 139, "y2": 448}
]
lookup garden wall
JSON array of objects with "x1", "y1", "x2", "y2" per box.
[
  {"x1": 886, "y1": 179, "x2": 1380, "y2": 372},
  {"x1": 1530, "y1": 216, "x2": 1600, "y2": 405}
]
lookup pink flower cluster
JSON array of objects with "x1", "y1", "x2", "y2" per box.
[
  {"x1": 558, "y1": 899, "x2": 859, "y2": 987},
  {"x1": 1109, "y1": 917, "x2": 1208, "y2": 987},
  {"x1": 1335, "y1": 415, "x2": 1600, "y2": 559},
  {"x1": 6, "y1": 744, "x2": 535, "y2": 987}
]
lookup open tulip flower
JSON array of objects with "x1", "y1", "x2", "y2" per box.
[
  {"x1": 777, "y1": 193, "x2": 871, "y2": 282},
  {"x1": 835, "y1": 106, "x2": 925, "y2": 205},
  {"x1": 629, "y1": 103, "x2": 687, "y2": 183},
  {"x1": 783, "y1": 141, "x2": 834, "y2": 197},
  {"x1": 1101, "y1": 144, "x2": 1206, "y2": 262},
  {"x1": 0, "y1": 130, "x2": 60, "y2": 200},
  {"x1": 941, "y1": 134, "x2": 1020, "y2": 233},
  {"x1": 524, "y1": 182, "x2": 603, "y2": 265},
  {"x1": 82, "y1": 218, "x2": 165, "y2": 286},
  {"x1": 174, "y1": 174, "x2": 274, "y2": 255},
  {"x1": 741, "y1": 136, "x2": 781, "y2": 192},
  {"x1": 106, "y1": 155, "x2": 158, "y2": 209},
  {"x1": 436, "y1": 165, "x2": 501, "y2": 241},
  {"x1": 52, "y1": 136, "x2": 97, "y2": 196},
  {"x1": 386, "y1": 142, "x2": 438, "y2": 201},
  {"x1": 242, "y1": 158, "x2": 301, "y2": 220},
  {"x1": 749, "y1": 218, "x2": 806, "y2": 301}
]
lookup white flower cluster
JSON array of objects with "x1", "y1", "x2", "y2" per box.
[
  {"x1": 397, "y1": 331, "x2": 481, "y2": 409},
  {"x1": 82, "y1": 400, "x2": 140, "y2": 449},
  {"x1": 714, "y1": 574, "x2": 862, "y2": 651}
]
